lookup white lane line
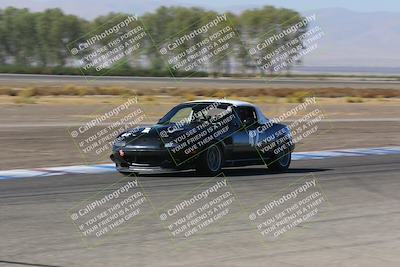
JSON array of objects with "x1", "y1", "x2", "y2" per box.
[
  {"x1": 0, "y1": 169, "x2": 49, "y2": 179},
  {"x1": 42, "y1": 164, "x2": 115, "y2": 174},
  {"x1": 0, "y1": 146, "x2": 399, "y2": 180}
]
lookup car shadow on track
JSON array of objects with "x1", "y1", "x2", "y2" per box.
[
  {"x1": 137, "y1": 167, "x2": 330, "y2": 178},
  {"x1": 226, "y1": 168, "x2": 331, "y2": 177}
]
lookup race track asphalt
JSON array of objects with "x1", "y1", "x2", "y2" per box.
[{"x1": 1, "y1": 154, "x2": 399, "y2": 267}]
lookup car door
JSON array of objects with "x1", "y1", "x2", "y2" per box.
[{"x1": 229, "y1": 106, "x2": 261, "y2": 161}]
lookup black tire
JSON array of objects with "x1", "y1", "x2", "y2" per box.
[
  {"x1": 196, "y1": 144, "x2": 223, "y2": 176},
  {"x1": 268, "y1": 147, "x2": 291, "y2": 172}
]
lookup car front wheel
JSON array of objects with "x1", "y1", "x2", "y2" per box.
[
  {"x1": 268, "y1": 147, "x2": 291, "y2": 172},
  {"x1": 196, "y1": 144, "x2": 223, "y2": 176}
]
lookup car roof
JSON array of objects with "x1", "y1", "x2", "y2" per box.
[
  {"x1": 183, "y1": 99, "x2": 255, "y2": 107},
  {"x1": 183, "y1": 99, "x2": 270, "y2": 124}
]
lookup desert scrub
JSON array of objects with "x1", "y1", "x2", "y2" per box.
[
  {"x1": 183, "y1": 92, "x2": 197, "y2": 101},
  {"x1": 346, "y1": 97, "x2": 364, "y2": 103},
  {"x1": 287, "y1": 91, "x2": 309, "y2": 103},
  {"x1": 14, "y1": 88, "x2": 37, "y2": 104}
]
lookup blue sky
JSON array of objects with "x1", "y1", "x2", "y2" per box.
[{"x1": 184, "y1": 0, "x2": 400, "y2": 13}]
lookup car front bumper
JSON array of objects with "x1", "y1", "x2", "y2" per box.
[{"x1": 110, "y1": 148, "x2": 192, "y2": 174}]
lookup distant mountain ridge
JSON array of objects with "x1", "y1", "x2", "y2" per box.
[{"x1": 302, "y1": 8, "x2": 400, "y2": 67}]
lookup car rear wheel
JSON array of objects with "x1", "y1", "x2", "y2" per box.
[
  {"x1": 268, "y1": 147, "x2": 291, "y2": 172},
  {"x1": 196, "y1": 144, "x2": 223, "y2": 176}
]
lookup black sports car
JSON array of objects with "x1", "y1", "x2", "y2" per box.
[{"x1": 110, "y1": 99, "x2": 294, "y2": 175}]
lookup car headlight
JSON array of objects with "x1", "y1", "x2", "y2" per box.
[
  {"x1": 164, "y1": 142, "x2": 175, "y2": 148},
  {"x1": 113, "y1": 140, "x2": 126, "y2": 147}
]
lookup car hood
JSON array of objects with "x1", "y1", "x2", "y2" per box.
[
  {"x1": 113, "y1": 123, "x2": 192, "y2": 149},
  {"x1": 123, "y1": 123, "x2": 189, "y2": 138}
]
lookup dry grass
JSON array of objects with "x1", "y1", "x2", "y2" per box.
[
  {"x1": 0, "y1": 87, "x2": 18, "y2": 96},
  {"x1": 286, "y1": 91, "x2": 309, "y2": 103},
  {"x1": 346, "y1": 97, "x2": 364, "y2": 103},
  {"x1": 14, "y1": 97, "x2": 36, "y2": 104},
  {"x1": 4, "y1": 85, "x2": 137, "y2": 97},
  {"x1": 144, "y1": 95, "x2": 155, "y2": 102},
  {"x1": 1, "y1": 94, "x2": 399, "y2": 107},
  {"x1": 14, "y1": 88, "x2": 37, "y2": 104},
  {"x1": 183, "y1": 93, "x2": 197, "y2": 101},
  {"x1": 1, "y1": 85, "x2": 399, "y2": 102}
]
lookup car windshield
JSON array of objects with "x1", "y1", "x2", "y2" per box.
[{"x1": 158, "y1": 103, "x2": 231, "y2": 125}]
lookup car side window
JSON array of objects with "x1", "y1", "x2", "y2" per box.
[
  {"x1": 169, "y1": 107, "x2": 193, "y2": 123},
  {"x1": 236, "y1": 106, "x2": 258, "y2": 126}
]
